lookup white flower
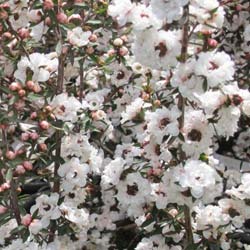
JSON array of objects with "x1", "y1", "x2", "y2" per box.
[
  {"x1": 67, "y1": 27, "x2": 91, "y2": 47},
  {"x1": 244, "y1": 24, "x2": 250, "y2": 42},
  {"x1": 178, "y1": 160, "x2": 220, "y2": 198},
  {"x1": 49, "y1": 93, "x2": 82, "y2": 122},
  {"x1": 121, "y1": 97, "x2": 144, "y2": 124},
  {"x1": 14, "y1": 52, "x2": 58, "y2": 83},
  {"x1": 58, "y1": 157, "x2": 89, "y2": 192},
  {"x1": 108, "y1": 0, "x2": 135, "y2": 26},
  {"x1": 194, "y1": 205, "x2": 230, "y2": 230},
  {"x1": 195, "y1": 51, "x2": 234, "y2": 87},
  {"x1": 215, "y1": 106, "x2": 241, "y2": 138},
  {"x1": 190, "y1": 0, "x2": 225, "y2": 32},
  {"x1": 61, "y1": 134, "x2": 92, "y2": 160},
  {"x1": 116, "y1": 172, "x2": 151, "y2": 217},
  {"x1": 30, "y1": 193, "x2": 61, "y2": 228},
  {"x1": 182, "y1": 109, "x2": 213, "y2": 157},
  {"x1": 131, "y1": 4, "x2": 162, "y2": 30},
  {"x1": 242, "y1": 100, "x2": 250, "y2": 116},
  {"x1": 145, "y1": 106, "x2": 180, "y2": 144},
  {"x1": 171, "y1": 60, "x2": 204, "y2": 100},
  {"x1": 150, "y1": 0, "x2": 188, "y2": 23},
  {"x1": 101, "y1": 157, "x2": 126, "y2": 188},
  {"x1": 60, "y1": 203, "x2": 89, "y2": 228},
  {"x1": 226, "y1": 173, "x2": 250, "y2": 200}
]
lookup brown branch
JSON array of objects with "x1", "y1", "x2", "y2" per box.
[
  {"x1": 179, "y1": 4, "x2": 194, "y2": 247},
  {"x1": 1, "y1": 129, "x2": 21, "y2": 226},
  {"x1": 10, "y1": 179, "x2": 22, "y2": 226},
  {"x1": 79, "y1": 58, "x2": 84, "y2": 103},
  {"x1": 48, "y1": 7, "x2": 66, "y2": 242}
]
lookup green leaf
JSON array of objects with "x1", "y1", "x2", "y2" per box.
[
  {"x1": 56, "y1": 41, "x2": 62, "y2": 56},
  {"x1": 5, "y1": 169, "x2": 13, "y2": 181}
]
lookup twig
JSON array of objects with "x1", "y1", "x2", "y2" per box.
[
  {"x1": 48, "y1": 3, "x2": 65, "y2": 242},
  {"x1": 179, "y1": 4, "x2": 194, "y2": 247}
]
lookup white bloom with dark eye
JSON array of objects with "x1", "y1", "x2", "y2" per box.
[
  {"x1": 195, "y1": 51, "x2": 234, "y2": 87},
  {"x1": 145, "y1": 106, "x2": 180, "y2": 143},
  {"x1": 116, "y1": 172, "x2": 151, "y2": 217},
  {"x1": 58, "y1": 157, "x2": 89, "y2": 192},
  {"x1": 153, "y1": 29, "x2": 182, "y2": 68},
  {"x1": 182, "y1": 109, "x2": 213, "y2": 157},
  {"x1": 101, "y1": 157, "x2": 126, "y2": 188},
  {"x1": 67, "y1": 27, "x2": 91, "y2": 47},
  {"x1": 50, "y1": 93, "x2": 82, "y2": 123},
  {"x1": 178, "y1": 160, "x2": 220, "y2": 199},
  {"x1": 14, "y1": 52, "x2": 58, "y2": 83},
  {"x1": 30, "y1": 193, "x2": 61, "y2": 228},
  {"x1": 194, "y1": 205, "x2": 230, "y2": 230}
]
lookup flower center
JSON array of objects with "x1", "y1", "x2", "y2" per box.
[{"x1": 187, "y1": 129, "x2": 202, "y2": 142}]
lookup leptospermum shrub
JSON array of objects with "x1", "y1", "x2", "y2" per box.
[{"x1": 1, "y1": 0, "x2": 250, "y2": 249}]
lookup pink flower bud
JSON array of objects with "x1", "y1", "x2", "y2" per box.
[
  {"x1": 43, "y1": 0, "x2": 54, "y2": 10},
  {"x1": 15, "y1": 165, "x2": 26, "y2": 175},
  {"x1": 26, "y1": 80, "x2": 35, "y2": 90},
  {"x1": 45, "y1": 17, "x2": 51, "y2": 26},
  {"x1": 21, "y1": 133, "x2": 30, "y2": 141},
  {"x1": 21, "y1": 214, "x2": 32, "y2": 226},
  {"x1": 119, "y1": 46, "x2": 128, "y2": 56},
  {"x1": 18, "y1": 89, "x2": 26, "y2": 97},
  {"x1": 30, "y1": 112, "x2": 37, "y2": 120},
  {"x1": 6, "y1": 150, "x2": 16, "y2": 160},
  {"x1": 86, "y1": 46, "x2": 94, "y2": 55},
  {"x1": 9, "y1": 82, "x2": 21, "y2": 91},
  {"x1": 208, "y1": 38, "x2": 218, "y2": 47},
  {"x1": 16, "y1": 148, "x2": 26, "y2": 155},
  {"x1": 236, "y1": 5, "x2": 242, "y2": 11},
  {"x1": 33, "y1": 84, "x2": 41, "y2": 93},
  {"x1": 107, "y1": 49, "x2": 116, "y2": 57},
  {"x1": 1, "y1": 182, "x2": 10, "y2": 190},
  {"x1": 17, "y1": 28, "x2": 30, "y2": 39},
  {"x1": 23, "y1": 161, "x2": 33, "y2": 171},
  {"x1": 39, "y1": 120, "x2": 50, "y2": 130},
  {"x1": 38, "y1": 143, "x2": 47, "y2": 152},
  {"x1": 56, "y1": 12, "x2": 68, "y2": 24},
  {"x1": 0, "y1": 205, "x2": 7, "y2": 214},
  {"x1": 89, "y1": 34, "x2": 97, "y2": 43},
  {"x1": 29, "y1": 132, "x2": 39, "y2": 140}
]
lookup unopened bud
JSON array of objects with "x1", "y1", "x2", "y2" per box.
[
  {"x1": 21, "y1": 214, "x2": 32, "y2": 226},
  {"x1": 208, "y1": 38, "x2": 218, "y2": 47},
  {"x1": 18, "y1": 28, "x2": 30, "y2": 39},
  {"x1": 23, "y1": 161, "x2": 33, "y2": 171},
  {"x1": 43, "y1": 0, "x2": 54, "y2": 10},
  {"x1": 39, "y1": 120, "x2": 50, "y2": 130},
  {"x1": 15, "y1": 165, "x2": 26, "y2": 175},
  {"x1": 6, "y1": 150, "x2": 16, "y2": 160},
  {"x1": 56, "y1": 12, "x2": 68, "y2": 24},
  {"x1": 113, "y1": 38, "x2": 123, "y2": 47}
]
